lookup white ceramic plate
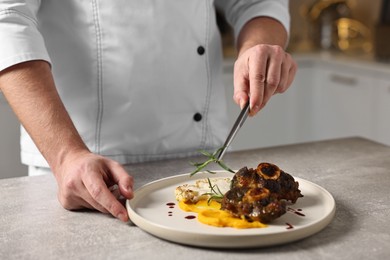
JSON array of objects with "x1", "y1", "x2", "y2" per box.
[{"x1": 126, "y1": 171, "x2": 336, "y2": 248}]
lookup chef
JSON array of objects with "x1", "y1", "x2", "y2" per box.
[{"x1": 0, "y1": 0, "x2": 297, "y2": 222}]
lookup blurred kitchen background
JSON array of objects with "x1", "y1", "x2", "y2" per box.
[
  {"x1": 1, "y1": 0, "x2": 390, "y2": 179},
  {"x1": 220, "y1": 0, "x2": 390, "y2": 162}
]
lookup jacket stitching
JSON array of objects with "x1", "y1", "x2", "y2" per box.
[
  {"x1": 0, "y1": 8, "x2": 38, "y2": 26},
  {"x1": 201, "y1": 0, "x2": 212, "y2": 150},
  {"x1": 91, "y1": 0, "x2": 103, "y2": 154}
]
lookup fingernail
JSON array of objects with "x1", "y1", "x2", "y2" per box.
[
  {"x1": 251, "y1": 105, "x2": 260, "y2": 114},
  {"x1": 240, "y1": 99, "x2": 246, "y2": 109},
  {"x1": 121, "y1": 183, "x2": 132, "y2": 193},
  {"x1": 118, "y1": 212, "x2": 128, "y2": 222}
]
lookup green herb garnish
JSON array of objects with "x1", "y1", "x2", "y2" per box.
[
  {"x1": 202, "y1": 177, "x2": 225, "y2": 204},
  {"x1": 189, "y1": 147, "x2": 235, "y2": 176}
]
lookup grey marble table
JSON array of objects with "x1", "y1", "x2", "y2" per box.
[{"x1": 1, "y1": 137, "x2": 389, "y2": 259}]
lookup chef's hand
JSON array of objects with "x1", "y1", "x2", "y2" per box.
[
  {"x1": 233, "y1": 43, "x2": 297, "y2": 116},
  {"x1": 0, "y1": 60, "x2": 133, "y2": 222},
  {"x1": 54, "y1": 150, "x2": 134, "y2": 222}
]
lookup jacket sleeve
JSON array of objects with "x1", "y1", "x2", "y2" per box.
[
  {"x1": 0, "y1": 0, "x2": 50, "y2": 72},
  {"x1": 215, "y1": 0, "x2": 290, "y2": 41}
]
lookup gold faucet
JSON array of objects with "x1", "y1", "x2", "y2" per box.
[
  {"x1": 334, "y1": 18, "x2": 372, "y2": 53},
  {"x1": 307, "y1": 0, "x2": 351, "y2": 22},
  {"x1": 302, "y1": 0, "x2": 371, "y2": 53}
]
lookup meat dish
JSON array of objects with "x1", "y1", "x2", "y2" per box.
[{"x1": 221, "y1": 162, "x2": 303, "y2": 223}]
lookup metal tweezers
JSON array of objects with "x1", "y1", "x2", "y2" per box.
[{"x1": 217, "y1": 101, "x2": 250, "y2": 162}]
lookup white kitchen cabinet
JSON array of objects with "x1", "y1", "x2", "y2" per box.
[
  {"x1": 372, "y1": 79, "x2": 390, "y2": 146},
  {"x1": 310, "y1": 65, "x2": 374, "y2": 141},
  {"x1": 0, "y1": 92, "x2": 28, "y2": 179},
  {"x1": 287, "y1": 64, "x2": 319, "y2": 143}
]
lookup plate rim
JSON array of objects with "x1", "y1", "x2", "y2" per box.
[{"x1": 126, "y1": 171, "x2": 336, "y2": 248}]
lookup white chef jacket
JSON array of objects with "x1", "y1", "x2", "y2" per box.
[{"x1": 0, "y1": 0, "x2": 290, "y2": 167}]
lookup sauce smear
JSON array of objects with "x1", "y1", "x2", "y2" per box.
[{"x1": 288, "y1": 207, "x2": 305, "y2": 216}]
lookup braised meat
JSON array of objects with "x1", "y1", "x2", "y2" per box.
[{"x1": 221, "y1": 162, "x2": 303, "y2": 223}]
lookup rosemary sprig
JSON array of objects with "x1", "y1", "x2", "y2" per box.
[
  {"x1": 189, "y1": 147, "x2": 235, "y2": 176},
  {"x1": 202, "y1": 177, "x2": 224, "y2": 204}
]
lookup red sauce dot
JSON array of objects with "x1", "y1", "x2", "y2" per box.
[{"x1": 286, "y1": 222, "x2": 294, "y2": 229}]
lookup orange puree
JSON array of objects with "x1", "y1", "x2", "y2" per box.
[{"x1": 178, "y1": 200, "x2": 267, "y2": 229}]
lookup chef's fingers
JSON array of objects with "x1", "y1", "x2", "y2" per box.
[
  {"x1": 233, "y1": 45, "x2": 297, "y2": 116},
  {"x1": 247, "y1": 46, "x2": 268, "y2": 116},
  {"x1": 65, "y1": 184, "x2": 125, "y2": 214},
  {"x1": 262, "y1": 51, "x2": 284, "y2": 110},
  {"x1": 106, "y1": 160, "x2": 134, "y2": 200},
  {"x1": 275, "y1": 59, "x2": 288, "y2": 94},
  {"x1": 286, "y1": 59, "x2": 298, "y2": 91},
  {"x1": 275, "y1": 53, "x2": 297, "y2": 94},
  {"x1": 233, "y1": 58, "x2": 250, "y2": 109},
  {"x1": 109, "y1": 184, "x2": 122, "y2": 199},
  {"x1": 57, "y1": 179, "x2": 109, "y2": 214},
  {"x1": 75, "y1": 196, "x2": 109, "y2": 214},
  {"x1": 83, "y1": 172, "x2": 129, "y2": 222}
]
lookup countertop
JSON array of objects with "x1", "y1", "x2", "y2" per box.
[{"x1": 1, "y1": 137, "x2": 390, "y2": 259}]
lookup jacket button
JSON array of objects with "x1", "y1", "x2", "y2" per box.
[
  {"x1": 197, "y1": 46, "x2": 205, "y2": 55},
  {"x1": 193, "y1": 113, "x2": 202, "y2": 122}
]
